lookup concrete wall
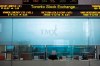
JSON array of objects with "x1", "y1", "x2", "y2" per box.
[
  {"x1": 90, "y1": 60, "x2": 100, "y2": 66},
  {"x1": 79, "y1": 0, "x2": 100, "y2": 4},
  {"x1": 0, "y1": 0, "x2": 100, "y2": 4},
  {"x1": 0, "y1": 61, "x2": 11, "y2": 66},
  {"x1": 0, "y1": 60, "x2": 100, "y2": 66},
  {"x1": 0, "y1": 0, "x2": 22, "y2": 4}
]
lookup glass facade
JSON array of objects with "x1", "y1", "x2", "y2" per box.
[
  {"x1": 0, "y1": 45, "x2": 97, "y2": 60},
  {"x1": 0, "y1": 18, "x2": 100, "y2": 61}
]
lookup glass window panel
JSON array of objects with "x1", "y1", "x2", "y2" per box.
[
  {"x1": 32, "y1": 45, "x2": 45, "y2": 60},
  {"x1": 0, "y1": 45, "x2": 6, "y2": 60},
  {"x1": 0, "y1": 18, "x2": 12, "y2": 44},
  {"x1": 89, "y1": 19, "x2": 100, "y2": 45},
  {"x1": 13, "y1": 18, "x2": 88, "y2": 45},
  {"x1": 0, "y1": 18, "x2": 13, "y2": 61},
  {"x1": 18, "y1": 45, "x2": 32, "y2": 60}
]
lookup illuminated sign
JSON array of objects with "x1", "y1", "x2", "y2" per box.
[{"x1": 0, "y1": 4, "x2": 100, "y2": 17}]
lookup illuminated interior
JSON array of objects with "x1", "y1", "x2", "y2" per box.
[{"x1": 0, "y1": 18, "x2": 100, "y2": 61}]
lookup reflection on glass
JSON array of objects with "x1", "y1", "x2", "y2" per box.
[
  {"x1": 0, "y1": 18, "x2": 100, "y2": 61},
  {"x1": 19, "y1": 45, "x2": 32, "y2": 60},
  {"x1": 32, "y1": 45, "x2": 45, "y2": 60},
  {"x1": 0, "y1": 45, "x2": 5, "y2": 60},
  {"x1": 13, "y1": 45, "x2": 19, "y2": 60},
  {"x1": 0, "y1": 45, "x2": 98, "y2": 61},
  {"x1": 6, "y1": 45, "x2": 14, "y2": 60}
]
